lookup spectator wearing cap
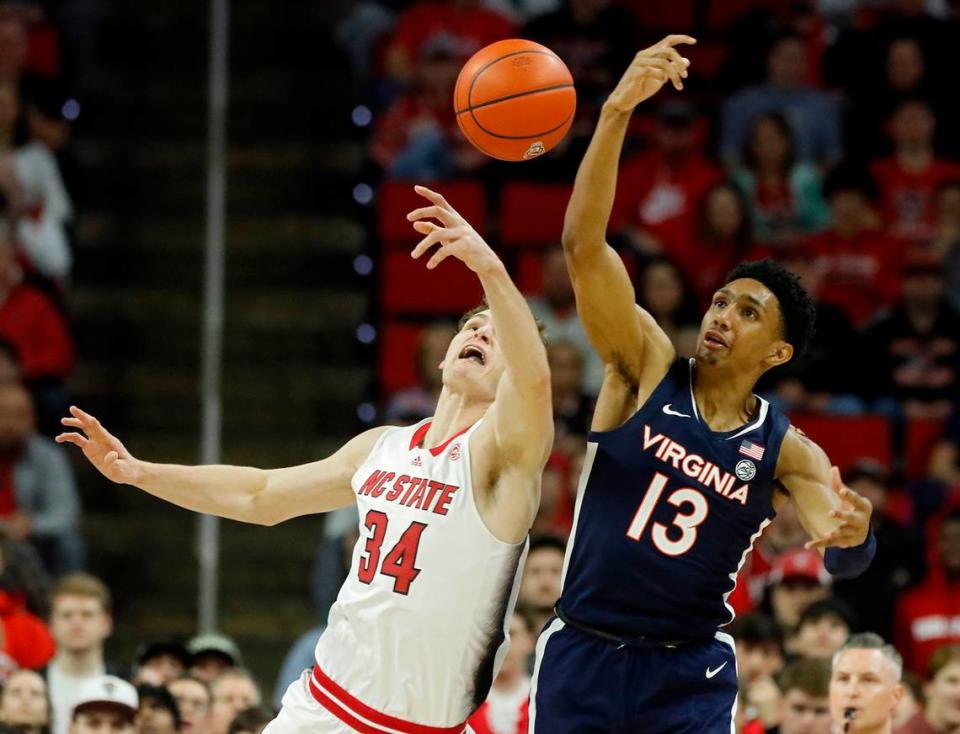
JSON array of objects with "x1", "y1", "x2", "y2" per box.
[
  {"x1": 187, "y1": 634, "x2": 240, "y2": 684},
  {"x1": 720, "y1": 33, "x2": 843, "y2": 170},
  {"x1": 771, "y1": 657, "x2": 833, "y2": 734},
  {"x1": 133, "y1": 641, "x2": 190, "y2": 687},
  {"x1": 0, "y1": 668, "x2": 50, "y2": 734},
  {"x1": 863, "y1": 250, "x2": 960, "y2": 419},
  {"x1": 209, "y1": 671, "x2": 260, "y2": 734},
  {"x1": 68, "y1": 676, "x2": 137, "y2": 734},
  {"x1": 47, "y1": 574, "x2": 120, "y2": 734},
  {"x1": 730, "y1": 613, "x2": 786, "y2": 730},
  {"x1": 134, "y1": 685, "x2": 179, "y2": 734},
  {"x1": 833, "y1": 461, "x2": 924, "y2": 641},
  {"x1": 766, "y1": 548, "x2": 832, "y2": 634},
  {"x1": 896, "y1": 644, "x2": 960, "y2": 734},
  {"x1": 612, "y1": 100, "x2": 722, "y2": 258},
  {"x1": 166, "y1": 675, "x2": 210, "y2": 734},
  {"x1": 894, "y1": 507, "x2": 960, "y2": 676},
  {"x1": 226, "y1": 707, "x2": 273, "y2": 734},
  {"x1": 829, "y1": 633, "x2": 903, "y2": 734},
  {"x1": 803, "y1": 164, "x2": 903, "y2": 327},
  {"x1": 789, "y1": 598, "x2": 856, "y2": 660}
]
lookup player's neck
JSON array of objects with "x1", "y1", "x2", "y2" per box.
[
  {"x1": 52, "y1": 646, "x2": 104, "y2": 676},
  {"x1": 426, "y1": 389, "x2": 489, "y2": 447},
  {"x1": 692, "y1": 365, "x2": 758, "y2": 432}
]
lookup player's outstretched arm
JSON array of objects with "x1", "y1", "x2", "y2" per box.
[
  {"x1": 56, "y1": 406, "x2": 387, "y2": 526},
  {"x1": 776, "y1": 428, "x2": 876, "y2": 577},
  {"x1": 407, "y1": 186, "x2": 553, "y2": 472},
  {"x1": 562, "y1": 35, "x2": 693, "y2": 378}
]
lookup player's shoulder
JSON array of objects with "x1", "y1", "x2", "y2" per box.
[{"x1": 776, "y1": 424, "x2": 829, "y2": 475}]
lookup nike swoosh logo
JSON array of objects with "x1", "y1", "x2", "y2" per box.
[
  {"x1": 705, "y1": 662, "x2": 727, "y2": 679},
  {"x1": 663, "y1": 404, "x2": 691, "y2": 418}
]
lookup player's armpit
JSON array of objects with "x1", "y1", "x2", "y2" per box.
[{"x1": 257, "y1": 426, "x2": 390, "y2": 525}]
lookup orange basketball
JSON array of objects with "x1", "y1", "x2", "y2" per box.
[{"x1": 454, "y1": 39, "x2": 576, "y2": 162}]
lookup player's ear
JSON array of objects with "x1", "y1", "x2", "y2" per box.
[{"x1": 765, "y1": 340, "x2": 793, "y2": 368}]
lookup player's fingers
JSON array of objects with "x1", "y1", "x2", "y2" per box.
[
  {"x1": 411, "y1": 228, "x2": 446, "y2": 259},
  {"x1": 652, "y1": 46, "x2": 690, "y2": 76},
  {"x1": 840, "y1": 486, "x2": 872, "y2": 510},
  {"x1": 104, "y1": 450, "x2": 119, "y2": 463},
  {"x1": 55, "y1": 432, "x2": 88, "y2": 447},
  {"x1": 406, "y1": 205, "x2": 456, "y2": 227},
  {"x1": 426, "y1": 242, "x2": 459, "y2": 270},
  {"x1": 60, "y1": 416, "x2": 84, "y2": 428},
  {"x1": 414, "y1": 185, "x2": 460, "y2": 217},
  {"x1": 829, "y1": 466, "x2": 844, "y2": 494},
  {"x1": 661, "y1": 34, "x2": 697, "y2": 48}
]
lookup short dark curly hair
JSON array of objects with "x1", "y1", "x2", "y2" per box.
[{"x1": 725, "y1": 259, "x2": 816, "y2": 360}]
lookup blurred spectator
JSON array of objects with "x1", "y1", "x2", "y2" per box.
[
  {"x1": 614, "y1": 101, "x2": 721, "y2": 256},
  {"x1": 527, "y1": 247, "x2": 602, "y2": 395},
  {"x1": 0, "y1": 520, "x2": 52, "y2": 618},
  {"x1": 0, "y1": 338, "x2": 17, "y2": 384},
  {"x1": 467, "y1": 609, "x2": 533, "y2": 734},
  {"x1": 209, "y1": 671, "x2": 260, "y2": 734},
  {"x1": 187, "y1": 634, "x2": 241, "y2": 685},
  {"x1": 894, "y1": 506, "x2": 960, "y2": 675},
  {"x1": 546, "y1": 340, "x2": 592, "y2": 451},
  {"x1": 518, "y1": 534, "x2": 564, "y2": 635},
  {"x1": 804, "y1": 164, "x2": 902, "y2": 327},
  {"x1": 871, "y1": 100, "x2": 960, "y2": 245},
  {"x1": 929, "y1": 402, "x2": 960, "y2": 488},
  {"x1": 720, "y1": 33, "x2": 843, "y2": 170},
  {"x1": 0, "y1": 83, "x2": 72, "y2": 281},
  {"x1": 371, "y1": 36, "x2": 484, "y2": 180},
  {"x1": 0, "y1": 383, "x2": 82, "y2": 573},
  {"x1": 311, "y1": 506, "x2": 358, "y2": 627},
  {"x1": 532, "y1": 450, "x2": 576, "y2": 536},
  {"x1": 384, "y1": 322, "x2": 455, "y2": 425},
  {"x1": 772, "y1": 657, "x2": 833, "y2": 734},
  {"x1": 732, "y1": 112, "x2": 829, "y2": 249},
  {"x1": 893, "y1": 672, "x2": 925, "y2": 732},
  {"x1": 766, "y1": 548, "x2": 832, "y2": 633},
  {"x1": 0, "y1": 530, "x2": 54, "y2": 677},
  {"x1": 829, "y1": 633, "x2": 904, "y2": 734},
  {"x1": 383, "y1": 0, "x2": 515, "y2": 86},
  {"x1": 832, "y1": 461, "x2": 924, "y2": 641},
  {"x1": 134, "y1": 685, "x2": 179, "y2": 734},
  {"x1": 271, "y1": 625, "x2": 323, "y2": 712},
  {"x1": 226, "y1": 707, "x2": 273, "y2": 734},
  {"x1": 522, "y1": 0, "x2": 636, "y2": 119},
  {"x1": 862, "y1": 251, "x2": 960, "y2": 418},
  {"x1": 133, "y1": 640, "x2": 190, "y2": 687},
  {"x1": 930, "y1": 180, "x2": 960, "y2": 299},
  {"x1": 788, "y1": 598, "x2": 855, "y2": 660},
  {"x1": 896, "y1": 644, "x2": 960, "y2": 733},
  {"x1": 671, "y1": 182, "x2": 752, "y2": 307},
  {"x1": 730, "y1": 612, "x2": 785, "y2": 729},
  {"x1": 69, "y1": 676, "x2": 137, "y2": 734},
  {"x1": 47, "y1": 573, "x2": 118, "y2": 734},
  {"x1": 0, "y1": 668, "x2": 49, "y2": 734},
  {"x1": 634, "y1": 257, "x2": 700, "y2": 357},
  {"x1": 167, "y1": 675, "x2": 211, "y2": 734}
]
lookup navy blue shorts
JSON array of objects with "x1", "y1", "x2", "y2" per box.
[{"x1": 529, "y1": 618, "x2": 738, "y2": 734}]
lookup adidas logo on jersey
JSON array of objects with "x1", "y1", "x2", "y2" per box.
[{"x1": 411, "y1": 455, "x2": 422, "y2": 467}]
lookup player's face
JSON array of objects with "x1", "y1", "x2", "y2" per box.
[
  {"x1": 697, "y1": 280, "x2": 791, "y2": 372},
  {"x1": 926, "y1": 661, "x2": 960, "y2": 727},
  {"x1": 829, "y1": 650, "x2": 903, "y2": 733},
  {"x1": 0, "y1": 670, "x2": 48, "y2": 727},
  {"x1": 441, "y1": 311, "x2": 504, "y2": 400},
  {"x1": 50, "y1": 595, "x2": 112, "y2": 654},
  {"x1": 167, "y1": 679, "x2": 211, "y2": 734},
  {"x1": 778, "y1": 690, "x2": 832, "y2": 734}
]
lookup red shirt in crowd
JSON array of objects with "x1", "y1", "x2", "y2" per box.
[
  {"x1": 804, "y1": 229, "x2": 903, "y2": 327},
  {"x1": 467, "y1": 684, "x2": 529, "y2": 734},
  {"x1": 0, "y1": 284, "x2": 73, "y2": 381},
  {"x1": 613, "y1": 149, "x2": 722, "y2": 254},
  {"x1": 387, "y1": 2, "x2": 515, "y2": 69},
  {"x1": 669, "y1": 237, "x2": 747, "y2": 308},
  {"x1": 0, "y1": 589, "x2": 55, "y2": 676},
  {"x1": 871, "y1": 157, "x2": 960, "y2": 243}
]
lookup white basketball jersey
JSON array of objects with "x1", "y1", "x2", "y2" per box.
[{"x1": 312, "y1": 418, "x2": 528, "y2": 729}]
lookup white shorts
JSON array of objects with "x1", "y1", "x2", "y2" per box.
[{"x1": 262, "y1": 669, "x2": 476, "y2": 734}]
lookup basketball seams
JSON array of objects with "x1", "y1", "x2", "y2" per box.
[
  {"x1": 454, "y1": 82, "x2": 575, "y2": 116},
  {"x1": 465, "y1": 96, "x2": 575, "y2": 140}
]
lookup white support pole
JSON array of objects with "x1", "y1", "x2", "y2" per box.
[{"x1": 198, "y1": 0, "x2": 230, "y2": 634}]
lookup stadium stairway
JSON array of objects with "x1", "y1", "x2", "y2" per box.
[{"x1": 68, "y1": 2, "x2": 370, "y2": 681}]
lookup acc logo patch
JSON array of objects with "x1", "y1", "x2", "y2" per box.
[
  {"x1": 735, "y1": 459, "x2": 757, "y2": 482},
  {"x1": 522, "y1": 141, "x2": 545, "y2": 159},
  {"x1": 449, "y1": 443, "x2": 462, "y2": 461}
]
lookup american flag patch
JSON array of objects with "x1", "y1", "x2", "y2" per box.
[{"x1": 739, "y1": 440, "x2": 765, "y2": 461}]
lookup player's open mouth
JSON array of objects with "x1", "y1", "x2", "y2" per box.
[
  {"x1": 703, "y1": 331, "x2": 728, "y2": 350},
  {"x1": 458, "y1": 344, "x2": 486, "y2": 365}
]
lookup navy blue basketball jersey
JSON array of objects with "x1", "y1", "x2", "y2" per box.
[{"x1": 558, "y1": 357, "x2": 790, "y2": 641}]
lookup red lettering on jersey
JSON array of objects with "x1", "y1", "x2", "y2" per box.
[
  {"x1": 424, "y1": 480, "x2": 446, "y2": 513},
  {"x1": 434, "y1": 484, "x2": 459, "y2": 515},
  {"x1": 400, "y1": 477, "x2": 421, "y2": 504},
  {"x1": 384, "y1": 474, "x2": 409, "y2": 502},
  {"x1": 358, "y1": 470, "x2": 386, "y2": 496},
  {"x1": 370, "y1": 472, "x2": 395, "y2": 498},
  {"x1": 405, "y1": 480, "x2": 427, "y2": 509}
]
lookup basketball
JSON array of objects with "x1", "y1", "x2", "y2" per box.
[{"x1": 454, "y1": 39, "x2": 576, "y2": 162}]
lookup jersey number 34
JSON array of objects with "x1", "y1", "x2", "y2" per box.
[
  {"x1": 357, "y1": 510, "x2": 427, "y2": 595},
  {"x1": 625, "y1": 472, "x2": 709, "y2": 556}
]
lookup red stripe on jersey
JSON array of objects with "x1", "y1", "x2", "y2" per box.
[
  {"x1": 407, "y1": 420, "x2": 476, "y2": 457},
  {"x1": 309, "y1": 664, "x2": 467, "y2": 734}
]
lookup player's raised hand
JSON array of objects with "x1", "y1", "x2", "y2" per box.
[
  {"x1": 56, "y1": 406, "x2": 142, "y2": 486},
  {"x1": 607, "y1": 34, "x2": 696, "y2": 113},
  {"x1": 805, "y1": 466, "x2": 873, "y2": 550},
  {"x1": 406, "y1": 185, "x2": 502, "y2": 275}
]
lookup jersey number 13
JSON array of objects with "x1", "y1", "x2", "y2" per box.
[{"x1": 625, "y1": 472, "x2": 709, "y2": 556}]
